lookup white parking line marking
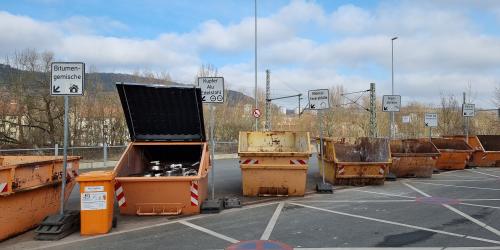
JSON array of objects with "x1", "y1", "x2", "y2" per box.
[
  {"x1": 260, "y1": 201, "x2": 285, "y2": 240},
  {"x1": 290, "y1": 202, "x2": 500, "y2": 245},
  {"x1": 32, "y1": 201, "x2": 279, "y2": 249},
  {"x1": 297, "y1": 200, "x2": 414, "y2": 203},
  {"x1": 410, "y1": 181, "x2": 500, "y2": 191},
  {"x1": 460, "y1": 199, "x2": 500, "y2": 201},
  {"x1": 403, "y1": 182, "x2": 500, "y2": 238},
  {"x1": 179, "y1": 221, "x2": 239, "y2": 244},
  {"x1": 466, "y1": 169, "x2": 500, "y2": 178},
  {"x1": 460, "y1": 203, "x2": 500, "y2": 210},
  {"x1": 411, "y1": 179, "x2": 497, "y2": 182},
  {"x1": 352, "y1": 189, "x2": 417, "y2": 199},
  {"x1": 295, "y1": 247, "x2": 500, "y2": 250}
]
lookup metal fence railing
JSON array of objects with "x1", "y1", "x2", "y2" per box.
[{"x1": 0, "y1": 141, "x2": 239, "y2": 163}]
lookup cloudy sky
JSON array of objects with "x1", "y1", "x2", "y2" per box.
[{"x1": 1, "y1": 0, "x2": 499, "y2": 109}]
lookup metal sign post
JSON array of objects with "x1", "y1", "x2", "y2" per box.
[
  {"x1": 462, "y1": 103, "x2": 475, "y2": 142},
  {"x1": 425, "y1": 113, "x2": 438, "y2": 141},
  {"x1": 382, "y1": 95, "x2": 401, "y2": 140},
  {"x1": 198, "y1": 77, "x2": 227, "y2": 212},
  {"x1": 35, "y1": 62, "x2": 85, "y2": 240},
  {"x1": 308, "y1": 89, "x2": 332, "y2": 193},
  {"x1": 50, "y1": 62, "x2": 84, "y2": 215}
]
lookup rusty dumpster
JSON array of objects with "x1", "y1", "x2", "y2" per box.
[
  {"x1": 390, "y1": 139, "x2": 440, "y2": 178},
  {"x1": 319, "y1": 137, "x2": 391, "y2": 185},
  {"x1": 0, "y1": 156, "x2": 80, "y2": 241},
  {"x1": 432, "y1": 138, "x2": 473, "y2": 170},
  {"x1": 113, "y1": 83, "x2": 210, "y2": 216},
  {"x1": 472, "y1": 135, "x2": 500, "y2": 167},
  {"x1": 238, "y1": 131, "x2": 311, "y2": 196}
]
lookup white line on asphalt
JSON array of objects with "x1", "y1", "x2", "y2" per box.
[
  {"x1": 410, "y1": 179, "x2": 497, "y2": 182},
  {"x1": 260, "y1": 201, "x2": 285, "y2": 240},
  {"x1": 179, "y1": 221, "x2": 239, "y2": 244},
  {"x1": 352, "y1": 189, "x2": 417, "y2": 199},
  {"x1": 460, "y1": 202, "x2": 500, "y2": 210},
  {"x1": 466, "y1": 169, "x2": 500, "y2": 178},
  {"x1": 296, "y1": 199, "x2": 415, "y2": 203},
  {"x1": 403, "y1": 182, "x2": 500, "y2": 238},
  {"x1": 294, "y1": 247, "x2": 500, "y2": 250},
  {"x1": 289, "y1": 202, "x2": 500, "y2": 245},
  {"x1": 31, "y1": 201, "x2": 279, "y2": 249},
  {"x1": 443, "y1": 204, "x2": 500, "y2": 237},
  {"x1": 410, "y1": 181, "x2": 500, "y2": 191},
  {"x1": 460, "y1": 199, "x2": 500, "y2": 201}
]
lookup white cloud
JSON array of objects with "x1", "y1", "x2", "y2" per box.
[{"x1": 0, "y1": 0, "x2": 499, "y2": 108}]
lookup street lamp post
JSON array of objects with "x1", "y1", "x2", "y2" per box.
[
  {"x1": 254, "y1": 0, "x2": 258, "y2": 131},
  {"x1": 390, "y1": 36, "x2": 398, "y2": 139}
]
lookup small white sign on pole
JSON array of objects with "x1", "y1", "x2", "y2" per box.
[
  {"x1": 424, "y1": 113, "x2": 438, "y2": 127},
  {"x1": 462, "y1": 103, "x2": 475, "y2": 117},
  {"x1": 197, "y1": 77, "x2": 224, "y2": 103},
  {"x1": 402, "y1": 116, "x2": 411, "y2": 123},
  {"x1": 308, "y1": 89, "x2": 329, "y2": 110},
  {"x1": 50, "y1": 62, "x2": 85, "y2": 96},
  {"x1": 382, "y1": 95, "x2": 401, "y2": 112}
]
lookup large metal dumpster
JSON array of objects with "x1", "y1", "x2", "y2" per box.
[
  {"x1": 0, "y1": 156, "x2": 80, "y2": 241},
  {"x1": 238, "y1": 131, "x2": 311, "y2": 196},
  {"x1": 432, "y1": 138, "x2": 473, "y2": 170},
  {"x1": 473, "y1": 135, "x2": 500, "y2": 167},
  {"x1": 390, "y1": 139, "x2": 440, "y2": 178},
  {"x1": 319, "y1": 137, "x2": 391, "y2": 185},
  {"x1": 113, "y1": 83, "x2": 210, "y2": 216}
]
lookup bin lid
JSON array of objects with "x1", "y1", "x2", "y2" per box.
[
  {"x1": 116, "y1": 82, "x2": 206, "y2": 142},
  {"x1": 77, "y1": 171, "x2": 114, "y2": 182}
]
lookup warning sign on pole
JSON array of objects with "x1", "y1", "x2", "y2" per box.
[
  {"x1": 198, "y1": 77, "x2": 224, "y2": 103},
  {"x1": 462, "y1": 103, "x2": 475, "y2": 117},
  {"x1": 308, "y1": 89, "x2": 329, "y2": 110},
  {"x1": 51, "y1": 62, "x2": 85, "y2": 96},
  {"x1": 424, "y1": 113, "x2": 438, "y2": 127},
  {"x1": 253, "y1": 108, "x2": 261, "y2": 118},
  {"x1": 382, "y1": 95, "x2": 401, "y2": 112}
]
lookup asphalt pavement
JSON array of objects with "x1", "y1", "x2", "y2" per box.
[{"x1": 2, "y1": 157, "x2": 500, "y2": 250}]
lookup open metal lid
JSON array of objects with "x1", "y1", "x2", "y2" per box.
[{"x1": 116, "y1": 82, "x2": 206, "y2": 142}]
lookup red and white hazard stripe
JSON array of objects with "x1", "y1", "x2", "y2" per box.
[
  {"x1": 0, "y1": 182, "x2": 8, "y2": 193},
  {"x1": 239, "y1": 159, "x2": 259, "y2": 165},
  {"x1": 379, "y1": 166, "x2": 385, "y2": 175},
  {"x1": 290, "y1": 159, "x2": 307, "y2": 165},
  {"x1": 190, "y1": 181, "x2": 199, "y2": 206},
  {"x1": 338, "y1": 165, "x2": 345, "y2": 175},
  {"x1": 115, "y1": 181, "x2": 126, "y2": 207}
]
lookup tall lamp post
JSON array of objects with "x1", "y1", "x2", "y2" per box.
[
  {"x1": 254, "y1": 0, "x2": 258, "y2": 131},
  {"x1": 390, "y1": 36, "x2": 398, "y2": 139}
]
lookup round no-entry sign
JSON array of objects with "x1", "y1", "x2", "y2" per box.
[{"x1": 253, "y1": 108, "x2": 261, "y2": 118}]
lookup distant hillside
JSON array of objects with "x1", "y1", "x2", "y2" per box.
[{"x1": 0, "y1": 63, "x2": 254, "y2": 105}]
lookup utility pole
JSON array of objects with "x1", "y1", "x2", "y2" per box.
[
  {"x1": 369, "y1": 82, "x2": 377, "y2": 137},
  {"x1": 390, "y1": 36, "x2": 398, "y2": 140},
  {"x1": 265, "y1": 69, "x2": 271, "y2": 131},
  {"x1": 463, "y1": 92, "x2": 468, "y2": 141},
  {"x1": 254, "y1": 0, "x2": 258, "y2": 131}
]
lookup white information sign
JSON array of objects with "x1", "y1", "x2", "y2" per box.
[
  {"x1": 84, "y1": 186, "x2": 105, "y2": 192},
  {"x1": 402, "y1": 116, "x2": 411, "y2": 123},
  {"x1": 198, "y1": 77, "x2": 224, "y2": 103},
  {"x1": 81, "y1": 192, "x2": 107, "y2": 210},
  {"x1": 308, "y1": 89, "x2": 330, "y2": 110},
  {"x1": 424, "y1": 113, "x2": 438, "y2": 127},
  {"x1": 462, "y1": 103, "x2": 475, "y2": 117},
  {"x1": 382, "y1": 95, "x2": 401, "y2": 112},
  {"x1": 50, "y1": 62, "x2": 85, "y2": 96}
]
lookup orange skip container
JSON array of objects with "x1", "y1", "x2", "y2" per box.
[{"x1": 0, "y1": 156, "x2": 80, "y2": 241}]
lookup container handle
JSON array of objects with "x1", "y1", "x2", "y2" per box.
[{"x1": 135, "y1": 203, "x2": 183, "y2": 216}]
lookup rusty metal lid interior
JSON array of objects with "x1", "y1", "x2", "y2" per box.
[{"x1": 116, "y1": 82, "x2": 206, "y2": 142}]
